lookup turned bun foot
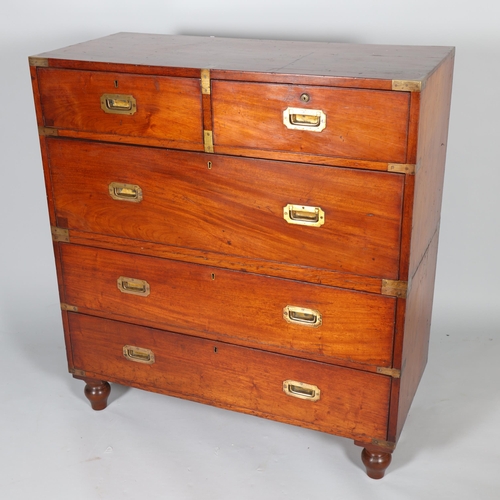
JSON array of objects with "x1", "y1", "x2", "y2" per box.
[
  {"x1": 361, "y1": 447, "x2": 392, "y2": 479},
  {"x1": 83, "y1": 378, "x2": 111, "y2": 411}
]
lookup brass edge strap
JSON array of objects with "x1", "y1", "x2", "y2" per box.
[
  {"x1": 70, "y1": 368, "x2": 86, "y2": 377},
  {"x1": 29, "y1": 56, "x2": 48, "y2": 67},
  {"x1": 381, "y1": 279, "x2": 408, "y2": 298},
  {"x1": 201, "y1": 69, "x2": 211, "y2": 94},
  {"x1": 39, "y1": 126, "x2": 58, "y2": 137},
  {"x1": 204, "y1": 130, "x2": 214, "y2": 153},
  {"x1": 51, "y1": 226, "x2": 69, "y2": 242},
  {"x1": 387, "y1": 163, "x2": 416, "y2": 175},
  {"x1": 392, "y1": 79, "x2": 422, "y2": 92},
  {"x1": 61, "y1": 303, "x2": 78, "y2": 312},
  {"x1": 376, "y1": 367, "x2": 401, "y2": 378}
]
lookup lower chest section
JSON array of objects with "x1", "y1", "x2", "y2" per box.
[{"x1": 69, "y1": 313, "x2": 391, "y2": 441}]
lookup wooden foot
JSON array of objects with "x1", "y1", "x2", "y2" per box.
[
  {"x1": 83, "y1": 378, "x2": 111, "y2": 411},
  {"x1": 361, "y1": 447, "x2": 392, "y2": 479}
]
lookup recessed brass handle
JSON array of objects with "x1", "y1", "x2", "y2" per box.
[
  {"x1": 283, "y1": 305, "x2": 322, "y2": 327},
  {"x1": 123, "y1": 345, "x2": 155, "y2": 364},
  {"x1": 117, "y1": 276, "x2": 150, "y2": 296},
  {"x1": 283, "y1": 107, "x2": 326, "y2": 132},
  {"x1": 283, "y1": 204, "x2": 325, "y2": 227},
  {"x1": 100, "y1": 93, "x2": 137, "y2": 115},
  {"x1": 109, "y1": 182, "x2": 143, "y2": 202},
  {"x1": 283, "y1": 380, "x2": 321, "y2": 401}
]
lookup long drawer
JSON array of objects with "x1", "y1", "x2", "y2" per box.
[
  {"x1": 69, "y1": 313, "x2": 391, "y2": 441},
  {"x1": 37, "y1": 69, "x2": 203, "y2": 146},
  {"x1": 48, "y1": 138, "x2": 404, "y2": 279},
  {"x1": 212, "y1": 81, "x2": 410, "y2": 162},
  {"x1": 60, "y1": 244, "x2": 396, "y2": 367}
]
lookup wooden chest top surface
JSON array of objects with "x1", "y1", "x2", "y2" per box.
[{"x1": 32, "y1": 32, "x2": 454, "y2": 86}]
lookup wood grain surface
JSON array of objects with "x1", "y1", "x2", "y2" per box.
[
  {"x1": 37, "y1": 68, "x2": 203, "y2": 145},
  {"x1": 60, "y1": 244, "x2": 396, "y2": 367},
  {"x1": 69, "y1": 313, "x2": 391, "y2": 440},
  {"x1": 212, "y1": 81, "x2": 409, "y2": 163},
  {"x1": 48, "y1": 138, "x2": 404, "y2": 279}
]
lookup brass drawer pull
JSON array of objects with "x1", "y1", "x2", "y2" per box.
[
  {"x1": 283, "y1": 305, "x2": 322, "y2": 327},
  {"x1": 283, "y1": 107, "x2": 326, "y2": 132},
  {"x1": 109, "y1": 182, "x2": 143, "y2": 202},
  {"x1": 283, "y1": 380, "x2": 321, "y2": 401},
  {"x1": 283, "y1": 204, "x2": 325, "y2": 227},
  {"x1": 100, "y1": 93, "x2": 137, "y2": 115},
  {"x1": 117, "y1": 276, "x2": 150, "y2": 296},
  {"x1": 123, "y1": 345, "x2": 155, "y2": 364}
]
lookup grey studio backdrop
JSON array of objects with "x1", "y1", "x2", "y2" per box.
[{"x1": 1, "y1": 1, "x2": 499, "y2": 499}]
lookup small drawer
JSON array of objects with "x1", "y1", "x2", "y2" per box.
[
  {"x1": 69, "y1": 313, "x2": 391, "y2": 441},
  {"x1": 37, "y1": 68, "x2": 203, "y2": 146},
  {"x1": 60, "y1": 245, "x2": 396, "y2": 367},
  {"x1": 212, "y1": 81, "x2": 410, "y2": 163},
  {"x1": 48, "y1": 138, "x2": 404, "y2": 279}
]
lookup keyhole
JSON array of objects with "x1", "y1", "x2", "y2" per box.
[
  {"x1": 214, "y1": 347, "x2": 218, "y2": 353},
  {"x1": 207, "y1": 161, "x2": 212, "y2": 169},
  {"x1": 211, "y1": 273, "x2": 215, "y2": 280},
  {"x1": 300, "y1": 93, "x2": 310, "y2": 102},
  {"x1": 114, "y1": 80, "x2": 119, "y2": 88}
]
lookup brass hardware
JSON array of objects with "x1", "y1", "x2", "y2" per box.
[
  {"x1": 300, "y1": 93, "x2": 310, "y2": 103},
  {"x1": 51, "y1": 226, "x2": 69, "y2": 242},
  {"x1": 71, "y1": 368, "x2": 86, "y2": 377},
  {"x1": 61, "y1": 303, "x2": 78, "y2": 312},
  {"x1": 211, "y1": 273, "x2": 215, "y2": 280},
  {"x1": 123, "y1": 345, "x2": 155, "y2": 365},
  {"x1": 283, "y1": 204, "x2": 325, "y2": 227},
  {"x1": 117, "y1": 276, "x2": 151, "y2": 296},
  {"x1": 100, "y1": 94, "x2": 137, "y2": 115},
  {"x1": 207, "y1": 161, "x2": 212, "y2": 169},
  {"x1": 38, "y1": 126, "x2": 58, "y2": 137},
  {"x1": 283, "y1": 306, "x2": 322, "y2": 327},
  {"x1": 381, "y1": 279, "x2": 408, "y2": 298},
  {"x1": 370, "y1": 439, "x2": 396, "y2": 451},
  {"x1": 29, "y1": 57, "x2": 48, "y2": 67},
  {"x1": 204, "y1": 130, "x2": 214, "y2": 153},
  {"x1": 114, "y1": 80, "x2": 119, "y2": 88},
  {"x1": 201, "y1": 69, "x2": 211, "y2": 95},
  {"x1": 387, "y1": 163, "x2": 416, "y2": 175},
  {"x1": 392, "y1": 80, "x2": 422, "y2": 92},
  {"x1": 108, "y1": 182, "x2": 143, "y2": 202},
  {"x1": 283, "y1": 107, "x2": 326, "y2": 132},
  {"x1": 283, "y1": 380, "x2": 321, "y2": 402},
  {"x1": 376, "y1": 367, "x2": 401, "y2": 378}
]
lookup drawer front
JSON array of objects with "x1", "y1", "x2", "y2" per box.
[
  {"x1": 60, "y1": 244, "x2": 396, "y2": 367},
  {"x1": 37, "y1": 69, "x2": 203, "y2": 145},
  {"x1": 69, "y1": 313, "x2": 391, "y2": 440},
  {"x1": 49, "y1": 138, "x2": 404, "y2": 279},
  {"x1": 212, "y1": 81, "x2": 410, "y2": 162}
]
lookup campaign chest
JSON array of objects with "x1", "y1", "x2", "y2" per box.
[{"x1": 29, "y1": 33, "x2": 454, "y2": 478}]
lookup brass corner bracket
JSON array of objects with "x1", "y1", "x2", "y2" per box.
[
  {"x1": 370, "y1": 439, "x2": 396, "y2": 451},
  {"x1": 387, "y1": 163, "x2": 416, "y2": 175},
  {"x1": 51, "y1": 226, "x2": 69, "y2": 242},
  {"x1": 61, "y1": 303, "x2": 78, "y2": 312},
  {"x1": 29, "y1": 56, "x2": 48, "y2": 67},
  {"x1": 381, "y1": 279, "x2": 408, "y2": 299},
  {"x1": 376, "y1": 366, "x2": 401, "y2": 378},
  {"x1": 38, "y1": 126, "x2": 58, "y2": 137},
  {"x1": 392, "y1": 80, "x2": 422, "y2": 92}
]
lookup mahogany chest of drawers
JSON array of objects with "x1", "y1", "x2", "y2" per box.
[{"x1": 29, "y1": 33, "x2": 454, "y2": 478}]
